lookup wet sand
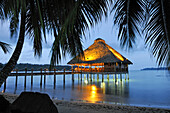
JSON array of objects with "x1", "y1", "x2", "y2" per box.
[{"x1": 1, "y1": 92, "x2": 170, "y2": 113}]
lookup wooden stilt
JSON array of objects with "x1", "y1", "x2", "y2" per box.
[
  {"x1": 44, "y1": 69, "x2": 46, "y2": 87},
  {"x1": 54, "y1": 68, "x2": 56, "y2": 89},
  {"x1": 128, "y1": 73, "x2": 129, "y2": 80},
  {"x1": 31, "y1": 68, "x2": 33, "y2": 87},
  {"x1": 81, "y1": 73, "x2": 82, "y2": 81},
  {"x1": 120, "y1": 74, "x2": 122, "y2": 81},
  {"x1": 81, "y1": 67, "x2": 82, "y2": 81},
  {"x1": 113, "y1": 74, "x2": 114, "y2": 80},
  {"x1": 102, "y1": 73, "x2": 104, "y2": 82},
  {"x1": 115, "y1": 74, "x2": 117, "y2": 82},
  {"x1": 40, "y1": 68, "x2": 43, "y2": 87},
  {"x1": 78, "y1": 74, "x2": 80, "y2": 80},
  {"x1": 116, "y1": 74, "x2": 118, "y2": 80},
  {"x1": 63, "y1": 68, "x2": 65, "y2": 84},
  {"x1": 15, "y1": 69, "x2": 18, "y2": 89},
  {"x1": 84, "y1": 74, "x2": 86, "y2": 80},
  {"x1": 87, "y1": 74, "x2": 89, "y2": 80},
  {"x1": 125, "y1": 74, "x2": 126, "y2": 80},
  {"x1": 72, "y1": 69, "x2": 74, "y2": 82},
  {"x1": 90, "y1": 74, "x2": 92, "y2": 82},
  {"x1": 97, "y1": 74, "x2": 99, "y2": 80},
  {"x1": 93, "y1": 74, "x2": 95, "y2": 80},
  {"x1": 24, "y1": 68, "x2": 27, "y2": 89},
  {"x1": 107, "y1": 74, "x2": 109, "y2": 80}
]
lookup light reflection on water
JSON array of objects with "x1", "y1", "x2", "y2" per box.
[{"x1": 0, "y1": 70, "x2": 170, "y2": 109}]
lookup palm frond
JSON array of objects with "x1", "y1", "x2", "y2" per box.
[
  {"x1": 144, "y1": 0, "x2": 170, "y2": 66},
  {"x1": 50, "y1": 0, "x2": 109, "y2": 66},
  {"x1": 112, "y1": 0, "x2": 145, "y2": 49},
  {"x1": 0, "y1": 41, "x2": 11, "y2": 54}
]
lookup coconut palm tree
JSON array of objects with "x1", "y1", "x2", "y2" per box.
[
  {"x1": 0, "y1": 41, "x2": 11, "y2": 54},
  {"x1": 0, "y1": 0, "x2": 109, "y2": 87},
  {"x1": 112, "y1": 0, "x2": 170, "y2": 67}
]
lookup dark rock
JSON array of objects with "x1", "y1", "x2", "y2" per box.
[
  {"x1": 11, "y1": 92, "x2": 58, "y2": 113},
  {"x1": 0, "y1": 95, "x2": 10, "y2": 113}
]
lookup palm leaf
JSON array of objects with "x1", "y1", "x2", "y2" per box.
[
  {"x1": 112, "y1": 0, "x2": 145, "y2": 49},
  {"x1": 144, "y1": 0, "x2": 170, "y2": 66},
  {"x1": 50, "y1": 0, "x2": 109, "y2": 66},
  {"x1": 0, "y1": 41, "x2": 11, "y2": 54}
]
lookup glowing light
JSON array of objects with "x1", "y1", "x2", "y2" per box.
[
  {"x1": 84, "y1": 80, "x2": 88, "y2": 84},
  {"x1": 101, "y1": 82, "x2": 105, "y2": 88},
  {"x1": 107, "y1": 46, "x2": 124, "y2": 61},
  {"x1": 101, "y1": 82, "x2": 106, "y2": 94},
  {"x1": 91, "y1": 85, "x2": 97, "y2": 91},
  {"x1": 1, "y1": 90, "x2": 4, "y2": 93},
  {"x1": 116, "y1": 81, "x2": 119, "y2": 85}
]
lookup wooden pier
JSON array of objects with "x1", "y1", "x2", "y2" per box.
[{"x1": 3, "y1": 68, "x2": 129, "y2": 92}]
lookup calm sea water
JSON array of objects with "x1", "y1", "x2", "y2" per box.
[{"x1": 1, "y1": 70, "x2": 170, "y2": 109}]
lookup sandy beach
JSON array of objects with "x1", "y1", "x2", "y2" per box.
[{"x1": 1, "y1": 92, "x2": 170, "y2": 113}]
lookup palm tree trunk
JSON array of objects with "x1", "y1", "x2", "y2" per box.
[{"x1": 0, "y1": 10, "x2": 26, "y2": 87}]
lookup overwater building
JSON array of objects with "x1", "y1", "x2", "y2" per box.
[{"x1": 68, "y1": 38, "x2": 132, "y2": 73}]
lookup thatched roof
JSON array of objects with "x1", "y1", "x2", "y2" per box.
[{"x1": 68, "y1": 38, "x2": 132, "y2": 65}]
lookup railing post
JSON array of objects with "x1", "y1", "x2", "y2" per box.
[{"x1": 24, "y1": 68, "x2": 27, "y2": 89}]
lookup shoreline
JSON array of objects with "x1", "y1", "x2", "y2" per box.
[{"x1": 1, "y1": 92, "x2": 170, "y2": 113}]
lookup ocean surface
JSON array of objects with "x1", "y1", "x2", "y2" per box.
[{"x1": 1, "y1": 70, "x2": 170, "y2": 109}]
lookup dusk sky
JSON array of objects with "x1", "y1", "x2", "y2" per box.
[{"x1": 0, "y1": 15, "x2": 157, "y2": 70}]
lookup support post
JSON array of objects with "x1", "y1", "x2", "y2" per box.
[
  {"x1": 125, "y1": 74, "x2": 126, "y2": 80},
  {"x1": 93, "y1": 74, "x2": 95, "y2": 80},
  {"x1": 120, "y1": 74, "x2": 122, "y2": 81},
  {"x1": 44, "y1": 69, "x2": 46, "y2": 87},
  {"x1": 78, "y1": 74, "x2": 80, "y2": 80},
  {"x1": 72, "y1": 69, "x2": 74, "y2": 82},
  {"x1": 97, "y1": 74, "x2": 99, "y2": 80},
  {"x1": 84, "y1": 74, "x2": 86, "y2": 80},
  {"x1": 15, "y1": 69, "x2": 18, "y2": 89},
  {"x1": 90, "y1": 74, "x2": 92, "y2": 82},
  {"x1": 54, "y1": 68, "x2": 56, "y2": 89},
  {"x1": 31, "y1": 68, "x2": 33, "y2": 87},
  {"x1": 113, "y1": 74, "x2": 114, "y2": 80},
  {"x1": 115, "y1": 74, "x2": 117, "y2": 82},
  {"x1": 102, "y1": 73, "x2": 104, "y2": 82},
  {"x1": 63, "y1": 68, "x2": 65, "y2": 84},
  {"x1": 24, "y1": 68, "x2": 27, "y2": 89},
  {"x1": 40, "y1": 68, "x2": 43, "y2": 87},
  {"x1": 107, "y1": 74, "x2": 109, "y2": 81},
  {"x1": 128, "y1": 73, "x2": 129, "y2": 80},
  {"x1": 81, "y1": 67, "x2": 82, "y2": 81},
  {"x1": 87, "y1": 74, "x2": 89, "y2": 81}
]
